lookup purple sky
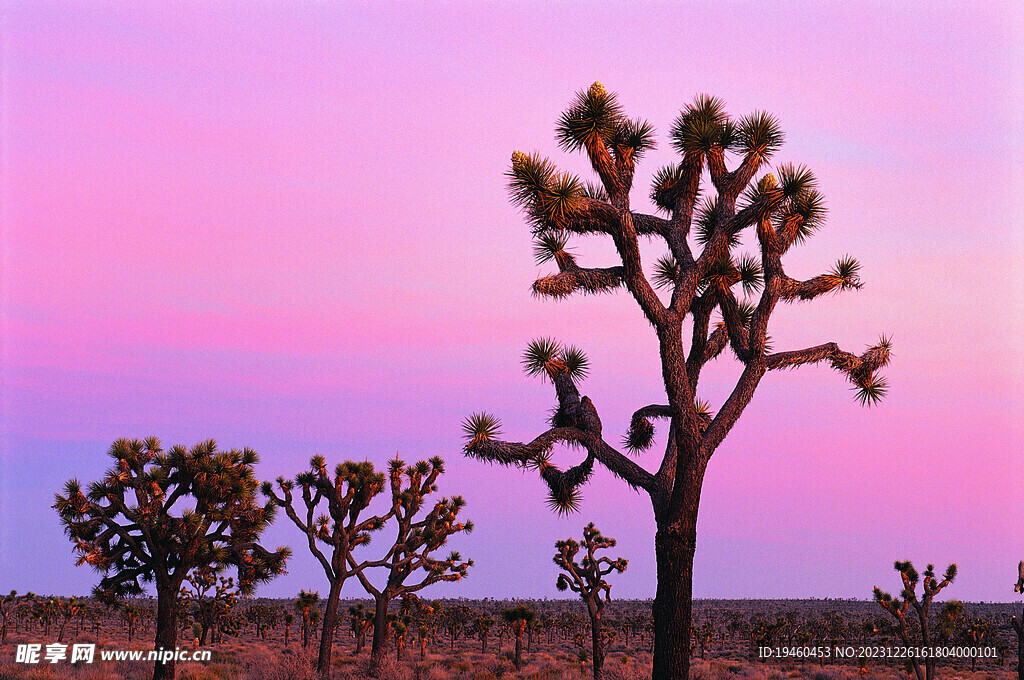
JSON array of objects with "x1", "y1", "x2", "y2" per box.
[{"x1": 2, "y1": 2, "x2": 1023, "y2": 603}]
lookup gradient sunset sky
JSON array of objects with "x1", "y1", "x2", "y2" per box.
[{"x1": 2, "y1": 2, "x2": 1023, "y2": 602}]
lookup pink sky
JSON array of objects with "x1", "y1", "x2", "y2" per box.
[{"x1": 2, "y1": 2, "x2": 1023, "y2": 602}]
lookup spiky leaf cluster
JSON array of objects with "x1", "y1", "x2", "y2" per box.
[
  {"x1": 670, "y1": 95, "x2": 732, "y2": 155},
  {"x1": 522, "y1": 337, "x2": 590, "y2": 382},
  {"x1": 54, "y1": 438, "x2": 289, "y2": 605}
]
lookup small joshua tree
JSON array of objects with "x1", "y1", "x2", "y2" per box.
[
  {"x1": 350, "y1": 603, "x2": 374, "y2": 654},
  {"x1": 0, "y1": 591, "x2": 35, "y2": 642},
  {"x1": 121, "y1": 602, "x2": 142, "y2": 641},
  {"x1": 179, "y1": 564, "x2": 239, "y2": 644},
  {"x1": 347, "y1": 457, "x2": 473, "y2": 677},
  {"x1": 283, "y1": 612, "x2": 295, "y2": 645},
  {"x1": 475, "y1": 614, "x2": 495, "y2": 653},
  {"x1": 554, "y1": 523, "x2": 627, "y2": 680},
  {"x1": 874, "y1": 561, "x2": 957, "y2": 680},
  {"x1": 503, "y1": 604, "x2": 536, "y2": 670},
  {"x1": 295, "y1": 590, "x2": 320, "y2": 649},
  {"x1": 463, "y1": 82, "x2": 890, "y2": 680},
  {"x1": 54, "y1": 438, "x2": 289, "y2": 680}
]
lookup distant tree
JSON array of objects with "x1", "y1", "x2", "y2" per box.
[
  {"x1": 54, "y1": 438, "x2": 289, "y2": 680},
  {"x1": 55, "y1": 596, "x2": 83, "y2": 643},
  {"x1": 121, "y1": 602, "x2": 142, "y2": 642},
  {"x1": 295, "y1": 590, "x2": 319, "y2": 649},
  {"x1": 693, "y1": 620, "x2": 715, "y2": 659},
  {"x1": 463, "y1": 82, "x2": 890, "y2": 680},
  {"x1": 474, "y1": 614, "x2": 495, "y2": 653},
  {"x1": 179, "y1": 564, "x2": 239, "y2": 644},
  {"x1": 347, "y1": 457, "x2": 473, "y2": 677},
  {"x1": 440, "y1": 603, "x2": 474, "y2": 649},
  {"x1": 874, "y1": 561, "x2": 957, "y2": 680},
  {"x1": 393, "y1": 616, "x2": 410, "y2": 660},
  {"x1": 283, "y1": 612, "x2": 295, "y2": 645},
  {"x1": 503, "y1": 605, "x2": 536, "y2": 670},
  {"x1": 554, "y1": 523, "x2": 627, "y2": 680},
  {"x1": 418, "y1": 624, "x2": 430, "y2": 660},
  {"x1": 349, "y1": 603, "x2": 373, "y2": 654},
  {"x1": 961, "y1": 616, "x2": 990, "y2": 672},
  {"x1": 0, "y1": 591, "x2": 35, "y2": 642}
]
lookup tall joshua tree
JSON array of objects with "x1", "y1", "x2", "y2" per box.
[
  {"x1": 54, "y1": 438, "x2": 290, "y2": 680},
  {"x1": 463, "y1": 82, "x2": 890, "y2": 680},
  {"x1": 347, "y1": 458, "x2": 473, "y2": 678},
  {"x1": 874, "y1": 561, "x2": 957, "y2": 680},
  {"x1": 263, "y1": 458, "x2": 390, "y2": 677},
  {"x1": 554, "y1": 523, "x2": 627, "y2": 680}
]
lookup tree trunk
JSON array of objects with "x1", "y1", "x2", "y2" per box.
[
  {"x1": 316, "y1": 579, "x2": 343, "y2": 678},
  {"x1": 152, "y1": 586, "x2": 180, "y2": 680},
  {"x1": 651, "y1": 521, "x2": 696, "y2": 680},
  {"x1": 591, "y1": 616, "x2": 605, "y2": 680},
  {"x1": 1013, "y1": 614, "x2": 1024, "y2": 680},
  {"x1": 367, "y1": 595, "x2": 390, "y2": 678},
  {"x1": 514, "y1": 630, "x2": 523, "y2": 670}
]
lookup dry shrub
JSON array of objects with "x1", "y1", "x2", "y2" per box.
[
  {"x1": 603, "y1": 659, "x2": 651, "y2": 680},
  {"x1": 20, "y1": 666, "x2": 75, "y2": 680},
  {"x1": 232, "y1": 643, "x2": 316, "y2": 680},
  {"x1": 414, "y1": 663, "x2": 451, "y2": 680},
  {"x1": 688, "y1": 660, "x2": 731, "y2": 680},
  {"x1": 177, "y1": 664, "x2": 224, "y2": 680}
]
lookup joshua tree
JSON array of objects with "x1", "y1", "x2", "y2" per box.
[
  {"x1": 440, "y1": 603, "x2": 474, "y2": 649},
  {"x1": 961, "y1": 616, "x2": 990, "y2": 672},
  {"x1": 284, "y1": 612, "x2": 295, "y2": 645},
  {"x1": 503, "y1": 604, "x2": 536, "y2": 670},
  {"x1": 0, "y1": 591, "x2": 35, "y2": 642},
  {"x1": 349, "y1": 602, "x2": 373, "y2": 654},
  {"x1": 121, "y1": 602, "x2": 142, "y2": 641},
  {"x1": 295, "y1": 590, "x2": 320, "y2": 649},
  {"x1": 393, "y1": 616, "x2": 410, "y2": 660},
  {"x1": 554, "y1": 523, "x2": 627, "y2": 680},
  {"x1": 179, "y1": 564, "x2": 240, "y2": 644},
  {"x1": 263, "y1": 458, "x2": 391, "y2": 677},
  {"x1": 54, "y1": 438, "x2": 289, "y2": 680},
  {"x1": 874, "y1": 561, "x2": 957, "y2": 680},
  {"x1": 347, "y1": 457, "x2": 473, "y2": 677},
  {"x1": 693, "y1": 620, "x2": 715, "y2": 659},
  {"x1": 462, "y1": 82, "x2": 890, "y2": 680},
  {"x1": 475, "y1": 614, "x2": 495, "y2": 653},
  {"x1": 1013, "y1": 561, "x2": 1024, "y2": 680},
  {"x1": 55, "y1": 596, "x2": 83, "y2": 643}
]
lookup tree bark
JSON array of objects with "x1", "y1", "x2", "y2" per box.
[
  {"x1": 367, "y1": 595, "x2": 390, "y2": 678},
  {"x1": 651, "y1": 521, "x2": 697, "y2": 680},
  {"x1": 316, "y1": 579, "x2": 343, "y2": 678},
  {"x1": 1012, "y1": 614, "x2": 1024, "y2": 680},
  {"x1": 590, "y1": 613, "x2": 605, "y2": 680},
  {"x1": 152, "y1": 585, "x2": 180, "y2": 680}
]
